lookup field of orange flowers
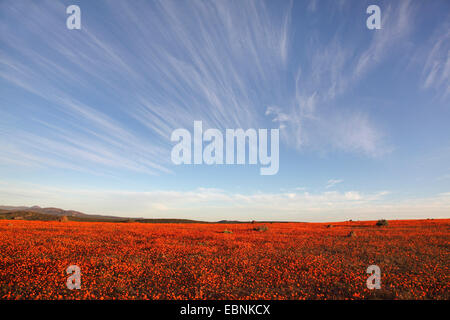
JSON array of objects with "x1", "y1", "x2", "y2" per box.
[{"x1": 0, "y1": 219, "x2": 448, "y2": 300}]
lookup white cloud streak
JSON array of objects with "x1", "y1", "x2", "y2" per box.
[
  {"x1": 422, "y1": 24, "x2": 450, "y2": 99},
  {"x1": 326, "y1": 179, "x2": 343, "y2": 189}
]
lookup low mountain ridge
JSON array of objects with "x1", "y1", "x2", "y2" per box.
[
  {"x1": 0, "y1": 205, "x2": 207, "y2": 223},
  {"x1": 0, "y1": 205, "x2": 86, "y2": 217}
]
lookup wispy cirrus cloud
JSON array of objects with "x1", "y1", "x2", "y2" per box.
[
  {"x1": 0, "y1": 0, "x2": 447, "y2": 190},
  {"x1": 0, "y1": 0, "x2": 292, "y2": 176},
  {"x1": 354, "y1": 0, "x2": 416, "y2": 78},
  {"x1": 422, "y1": 25, "x2": 450, "y2": 99},
  {"x1": 326, "y1": 179, "x2": 343, "y2": 189},
  {"x1": 265, "y1": 1, "x2": 421, "y2": 157}
]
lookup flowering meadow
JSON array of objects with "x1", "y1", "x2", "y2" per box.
[{"x1": 0, "y1": 219, "x2": 448, "y2": 300}]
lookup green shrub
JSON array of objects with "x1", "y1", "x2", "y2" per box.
[
  {"x1": 253, "y1": 225, "x2": 268, "y2": 232},
  {"x1": 376, "y1": 219, "x2": 388, "y2": 227}
]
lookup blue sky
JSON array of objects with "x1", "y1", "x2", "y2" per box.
[{"x1": 0, "y1": 0, "x2": 449, "y2": 221}]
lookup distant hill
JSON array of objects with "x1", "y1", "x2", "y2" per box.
[
  {"x1": 0, "y1": 209, "x2": 130, "y2": 222},
  {"x1": 0, "y1": 205, "x2": 287, "y2": 224},
  {"x1": 0, "y1": 205, "x2": 208, "y2": 223},
  {"x1": 0, "y1": 205, "x2": 87, "y2": 217}
]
